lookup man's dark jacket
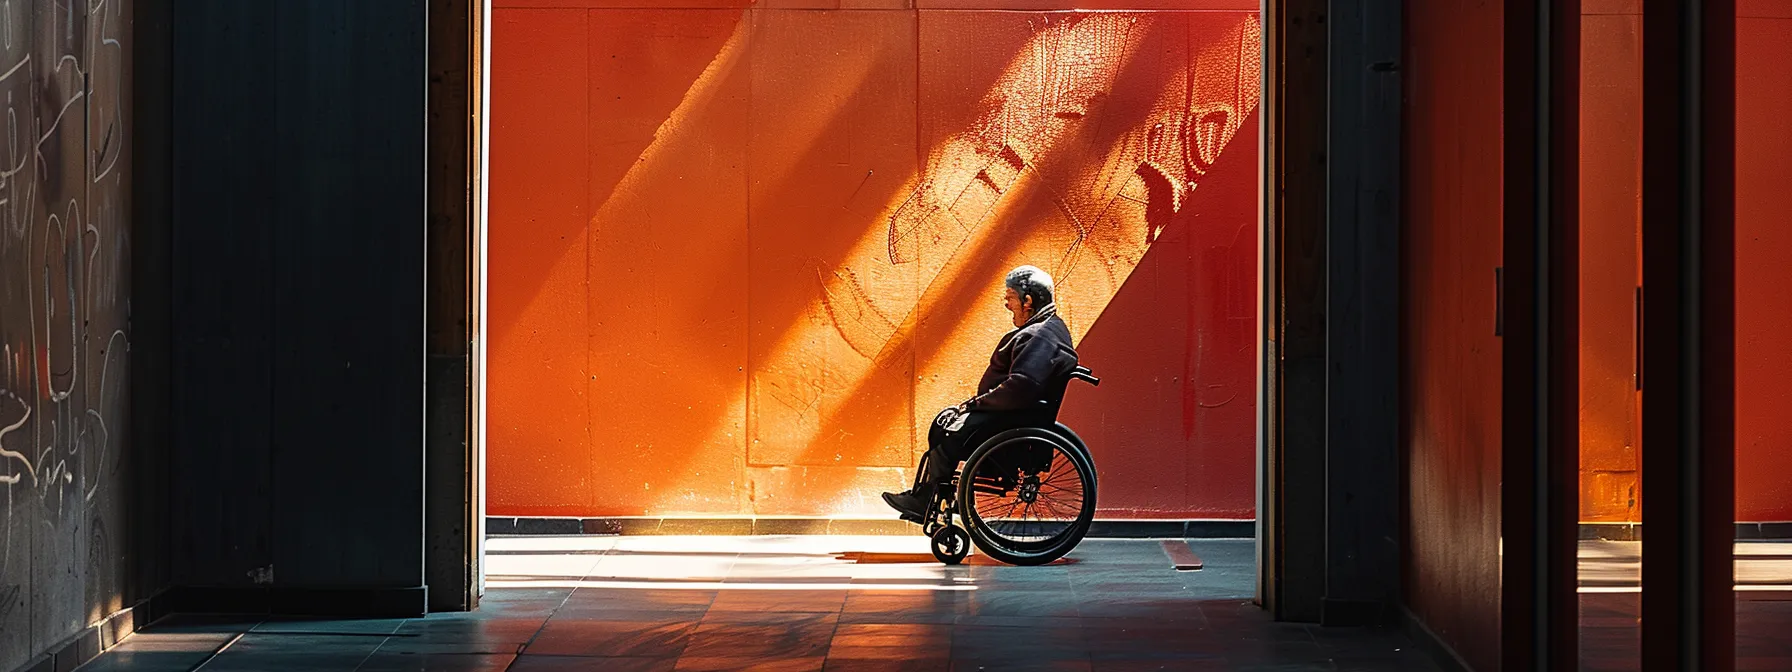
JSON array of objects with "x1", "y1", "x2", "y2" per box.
[{"x1": 964, "y1": 305, "x2": 1079, "y2": 412}]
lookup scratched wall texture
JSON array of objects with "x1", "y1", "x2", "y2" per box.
[
  {"x1": 489, "y1": 2, "x2": 1261, "y2": 518},
  {"x1": 0, "y1": 0, "x2": 133, "y2": 669}
]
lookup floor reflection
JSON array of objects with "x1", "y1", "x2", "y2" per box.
[
  {"x1": 80, "y1": 537, "x2": 1446, "y2": 671},
  {"x1": 1577, "y1": 540, "x2": 1792, "y2": 672}
]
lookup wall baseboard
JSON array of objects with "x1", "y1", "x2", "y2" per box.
[
  {"x1": 12, "y1": 601, "x2": 140, "y2": 672},
  {"x1": 156, "y1": 586, "x2": 430, "y2": 618},
  {"x1": 7, "y1": 583, "x2": 432, "y2": 672},
  {"x1": 1579, "y1": 521, "x2": 1792, "y2": 541},
  {"x1": 486, "y1": 517, "x2": 1256, "y2": 538},
  {"x1": 1321, "y1": 597, "x2": 1394, "y2": 627}
]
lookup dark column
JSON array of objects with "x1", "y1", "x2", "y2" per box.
[
  {"x1": 1500, "y1": 0, "x2": 1580, "y2": 668},
  {"x1": 1322, "y1": 0, "x2": 1401, "y2": 626},
  {"x1": 1639, "y1": 0, "x2": 1736, "y2": 669},
  {"x1": 267, "y1": 0, "x2": 427, "y2": 607},
  {"x1": 171, "y1": 0, "x2": 430, "y2": 616},
  {"x1": 170, "y1": 0, "x2": 279, "y2": 592},
  {"x1": 1265, "y1": 0, "x2": 1329, "y2": 623},
  {"x1": 130, "y1": 0, "x2": 174, "y2": 609},
  {"x1": 425, "y1": 0, "x2": 479, "y2": 613}
]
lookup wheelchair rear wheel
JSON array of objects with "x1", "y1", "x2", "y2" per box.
[{"x1": 956, "y1": 428, "x2": 1096, "y2": 566}]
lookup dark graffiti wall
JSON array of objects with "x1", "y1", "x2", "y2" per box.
[{"x1": 0, "y1": 0, "x2": 134, "y2": 669}]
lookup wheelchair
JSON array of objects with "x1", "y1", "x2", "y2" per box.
[{"x1": 919, "y1": 365, "x2": 1102, "y2": 566}]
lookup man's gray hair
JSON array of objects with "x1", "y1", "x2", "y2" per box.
[{"x1": 1004, "y1": 265, "x2": 1055, "y2": 311}]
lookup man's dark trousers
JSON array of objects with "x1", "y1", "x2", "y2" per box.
[{"x1": 912, "y1": 409, "x2": 1042, "y2": 495}]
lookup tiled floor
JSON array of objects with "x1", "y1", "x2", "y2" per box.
[
  {"x1": 79, "y1": 536, "x2": 1439, "y2": 672},
  {"x1": 1577, "y1": 541, "x2": 1792, "y2": 672}
]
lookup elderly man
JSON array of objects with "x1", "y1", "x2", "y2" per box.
[{"x1": 882, "y1": 265, "x2": 1079, "y2": 522}]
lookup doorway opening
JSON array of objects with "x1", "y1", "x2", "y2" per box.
[{"x1": 457, "y1": 0, "x2": 1271, "y2": 613}]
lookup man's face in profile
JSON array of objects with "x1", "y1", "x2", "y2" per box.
[{"x1": 1004, "y1": 288, "x2": 1034, "y2": 328}]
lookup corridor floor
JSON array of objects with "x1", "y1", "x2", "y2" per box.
[
  {"x1": 1577, "y1": 540, "x2": 1792, "y2": 672},
  {"x1": 77, "y1": 536, "x2": 1439, "y2": 672}
]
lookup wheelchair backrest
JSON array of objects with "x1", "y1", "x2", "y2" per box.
[{"x1": 1033, "y1": 346, "x2": 1087, "y2": 424}]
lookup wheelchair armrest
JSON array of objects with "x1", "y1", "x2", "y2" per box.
[{"x1": 1070, "y1": 366, "x2": 1100, "y2": 386}]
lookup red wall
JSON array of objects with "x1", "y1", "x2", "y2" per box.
[
  {"x1": 1402, "y1": 0, "x2": 1505, "y2": 669},
  {"x1": 1734, "y1": 2, "x2": 1792, "y2": 522},
  {"x1": 1576, "y1": 1, "x2": 1792, "y2": 523},
  {"x1": 487, "y1": 1, "x2": 1263, "y2": 519}
]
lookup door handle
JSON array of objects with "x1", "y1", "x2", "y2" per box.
[
  {"x1": 1635, "y1": 286, "x2": 1643, "y2": 391},
  {"x1": 1494, "y1": 267, "x2": 1505, "y2": 337}
]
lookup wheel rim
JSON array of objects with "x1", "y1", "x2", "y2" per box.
[
  {"x1": 962, "y1": 437, "x2": 1090, "y2": 552},
  {"x1": 934, "y1": 527, "x2": 967, "y2": 559}
]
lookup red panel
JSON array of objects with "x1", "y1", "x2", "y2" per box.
[
  {"x1": 1402, "y1": 0, "x2": 1505, "y2": 669},
  {"x1": 1578, "y1": 11, "x2": 1642, "y2": 523},
  {"x1": 488, "y1": 8, "x2": 1263, "y2": 518},
  {"x1": 487, "y1": 9, "x2": 594, "y2": 514},
  {"x1": 1065, "y1": 109, "x2": 1259, "y2": 519},
  {"x1": 1734, "y1": 16, "x2": 1792, "y2": 522}
]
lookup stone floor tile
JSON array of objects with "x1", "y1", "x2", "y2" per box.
[
  {"x1": 679, "y1": 623, "x2": 838, "y2": 659},
  {"x1": 675, "y1": 656, "x2": 827, "y2": 671},
  {"x1": 354, "y1": 652, "x2": 518, "y2": 671},
  {"x1": 509, "y1": 655, "x2": 677, "y2": 672},
  {"x1": 522, "y1": 619, "x2": 697, "y2": 657}
]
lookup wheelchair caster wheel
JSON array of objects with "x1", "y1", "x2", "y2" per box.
[{"x1": 931, "y1": 525, "x2": 971, "y2": 565}]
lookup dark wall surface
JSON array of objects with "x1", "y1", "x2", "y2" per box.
[
  {"x1": 170, "y1": 0, "x2": 427, "y2": 601},
  {"x1": 0, "y1": 0, "x2": 136, "y2": 669},
  {"x1": 1401, "y1": 0, "x2": 1505, "y2": 669}
]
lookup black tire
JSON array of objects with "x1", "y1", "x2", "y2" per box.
[
  {"x1": 956, "y1": 428, "x2": 1097, "y2": 566},
  {"x1": 1052, "y1": 422, "x2": 1097, "y2": 492},
  {"x1": 931, "y1": 525, "x2": 971, "y2": 565}
]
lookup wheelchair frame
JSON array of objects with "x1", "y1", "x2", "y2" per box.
[{"x1": 919, "y1": 366, "x2": 1101, "y2": 566}]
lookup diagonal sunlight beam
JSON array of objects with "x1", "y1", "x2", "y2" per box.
[
  {"x1": 650, "y1": 13, "x2": 1264, "y2": 516},
  {"x1": 769, "y1": 15, "x2": 1265, "y2": 515},
  {"x1": 670, "y1": 13, "x2": 1163, "y2": 514},
  {"x1": 572, "y1": 11, "x2": 916, "y2": 515}
]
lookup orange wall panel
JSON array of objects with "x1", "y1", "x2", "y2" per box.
[
  {"x1": 488, "y1": 10, "x2": 594, "y2": 515},
  {"x1": 743, "y1": 10, "x2": 922, "y2": 515},
  {"x1": 1578, "y1": 8, "x2": 1642, "y2": 523},
  {"x1": 490, "y1": 8, "x2": 1263, "y2": 518},
  {"x1": 582, "y1": 9, "x2": 752, "y2": 516},
  {"x1": 1735, "y1": 14, "x2": 1792, "y2": 522}
]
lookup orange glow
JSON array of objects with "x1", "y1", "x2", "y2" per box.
[
  {"x1": 1578, "y1": 7, "x2": 1643, "y2": 523},
  {"x1": 490, "y1": 7, "x2": 1263, "y2": 517}
]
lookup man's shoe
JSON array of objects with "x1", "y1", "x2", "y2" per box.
[{"x1": 882, "y1": 491, "x2": 927, "y2": 524}]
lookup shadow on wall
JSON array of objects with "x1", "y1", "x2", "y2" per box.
[
  {"x1": 489, "y1": 5, "x2": 1262, "y2": 519},
  {"x1": 0, "y1": 0, "x2": 134, "y2": 670}
]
